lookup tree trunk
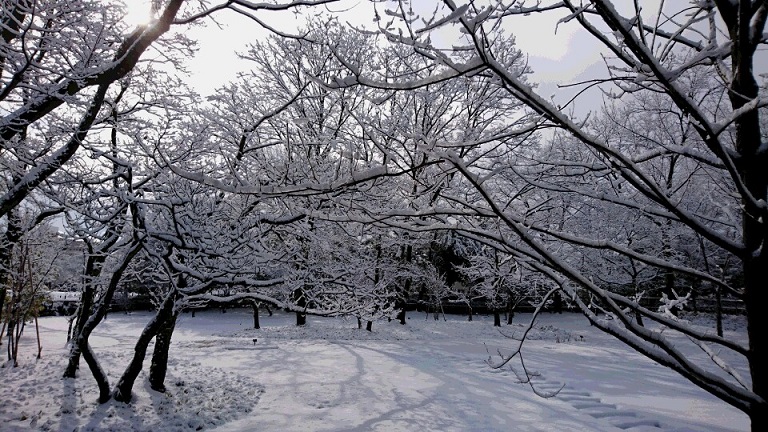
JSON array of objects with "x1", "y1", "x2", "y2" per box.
[
  {"x1": 149, "y1": 309, "x2": 178, "y2": 393},
  {"x1": 66, "y1": 308, "x2": 77, "y2": 343},
  {"x1": 366, "y1": 320, "x2": 373, "y2": 332},
  {"x1": 0, "y1": 320, "x2": 6, "y2": 347},
  {"x1": 34, "y1": 316, "x2": 42, "y2": 359},
  {"x1": 552, "y1": 290, "x2": 563, "y2": 314},
  {"x1": 0, "y1": 288, "x2": 5, "y2": 337},
  {"x1": 113, "y1": 290, "x2": 176, "y2": 403},
  {"x1": 0, "y1": 208, "x2": 22, "y2": 352},
  {"x1": 81, "y1": 341, "x2": 110, "y2": 403},
  {"x1": 493, "y1": 311, "x2": 501, "y2": 327},
  {"x1": 64, "y1": 251, "x2": 108, "y2": 377},
  {"x1": 715, "y1": 286, "x2": 723, "y2": 337},
  {"x1": 252, "y1": 302, "x2": 260, "y2": 329},
  {"x1": 7, "y1": 317, "x2": 18, "y2": 366},
  {"x1": 635, "y1": 310, "x2": 644, "y2": 327},
  {"x1": 468, "y1": 305, "x2": 473, "y2": 322},
  {"x1": 293, "y1": 288, "x2": 306, "y2": 326},
  {"x1": 397, "y1": 244, "x2": 412, "y2": 326},
  {"x1": 64, "y1": 240, "x2": 142, "y2": 387},
  {"x1": 507, "y1": 294, "x2": 516, "y2": 325},
  {"x1": 657, "y1": 220, "x2": 679, "y2": 316},
  {"x1": 744, "y1": 252, "x2": 768, "y2": 430},
  {"x1": 726, "y1": 21, "x2": 768, "y2": 429}
]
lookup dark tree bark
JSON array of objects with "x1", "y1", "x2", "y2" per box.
[
  {"x1": 252, "y1": 302, "x2": 260, "y2": 329},
  {"x1": 293, "y1": 288, "x2": 307, "y2": 326},
  {"x1": 296, "y1": 312, "x2": 307, "y2": 326},
  {"x1": 81, "y1": 342, "x2": 110, "y2": 403},
  {"x1": 147, "y1": 256, "x2": 188, "y2": 394},
  {"x1": 113, "y1": 289, "x2": 177, "y2": 402},
  {"x1": 366, "y1": 321, "x2": 373, "y2": 332},
  {"x1": 493, "y1": 311, "x2": 501, "y2": 327},
  {"x1": 552, "y1": 290, "x2": 563, "y2": 314},
  {"x1": 149, "y1": 309, "x2": 179, "y2": 393},
  {"x1": 64, "y1": 240, "x2": 142, "y2": 403},
  {"x1": 0, "y1": 208, "x2": 23, "y2": 338},
  {"x1": 398, "y1": 243, "x2": 413, "y2": 325},
  {"x1": 64, "y1": 85, "x2": 130, "y2": 377},
  {"x1": 717, "y1": 3, "x2": 768, "y2": 427},
  {"x1": 64, "y1": 251, "x2": 105, "y2": 378}
]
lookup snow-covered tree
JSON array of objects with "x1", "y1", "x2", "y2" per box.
[{"x1": 322, "y1": 2, "x2": 767, "y2": 429}]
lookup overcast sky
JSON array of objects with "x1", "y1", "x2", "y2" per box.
[
  {"x1": 175, "y1": 0, "x2": 768, "y2": 121},
  {"x1": 180, "y1": 2, "x2": 625, "y2": 116}
]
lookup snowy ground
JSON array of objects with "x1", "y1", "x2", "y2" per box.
[{"x1": 0, "y1": 309, "x2": 750, "y2": 431}]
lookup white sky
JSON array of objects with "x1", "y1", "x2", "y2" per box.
[
  {"x1": 183, "y1": 2, "x2": 593, "y2": 100},
  {"x1": 182, "y1": 0, "x2": 757, "y2": 119}
]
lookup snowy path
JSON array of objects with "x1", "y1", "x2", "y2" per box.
[{"x1": 207, "y1": 338, "x2": 620, "y2": 432}]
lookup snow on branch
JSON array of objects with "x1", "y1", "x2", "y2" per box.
[{"x1": 414, "y1": 4, "x2": 469, "y2": 34}]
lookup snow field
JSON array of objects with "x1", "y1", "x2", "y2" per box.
[{"x1": 0, "y1": 310, "x2": 750, "y2": 431}]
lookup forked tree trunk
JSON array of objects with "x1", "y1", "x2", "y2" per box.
[
  {"x1": 66, "y1": 241, "x2": 143, "y2": 402},
  {"x1": 64, "y1": 246, "x2": 114, "y2": 377},
  {"x1": 82, "y1": 341, "x2": 110, "y2": 403},
  {"x1": 65, "y1": 243, "x2": 142, "y2": 403},
  {"x1": 149, "y1": 264, "x2": 187, "y2": 394},
  {"x1": 113, "y1": 290, "x2": 176, "y2": 402},
  {"x1": 149, "y1": 309, "x2": 179, "y2": 392},
  {"x1": 63, "y1": 284, "x2": 94, "y2": 377}
]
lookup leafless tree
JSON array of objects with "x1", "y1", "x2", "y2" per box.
[{"x1": 320, "y1": 1, "x2": 767, "y2": 428}]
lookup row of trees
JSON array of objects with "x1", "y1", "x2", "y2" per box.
[{"x1": 1, "y1": 1, "x2": 764, "y2": 430}]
